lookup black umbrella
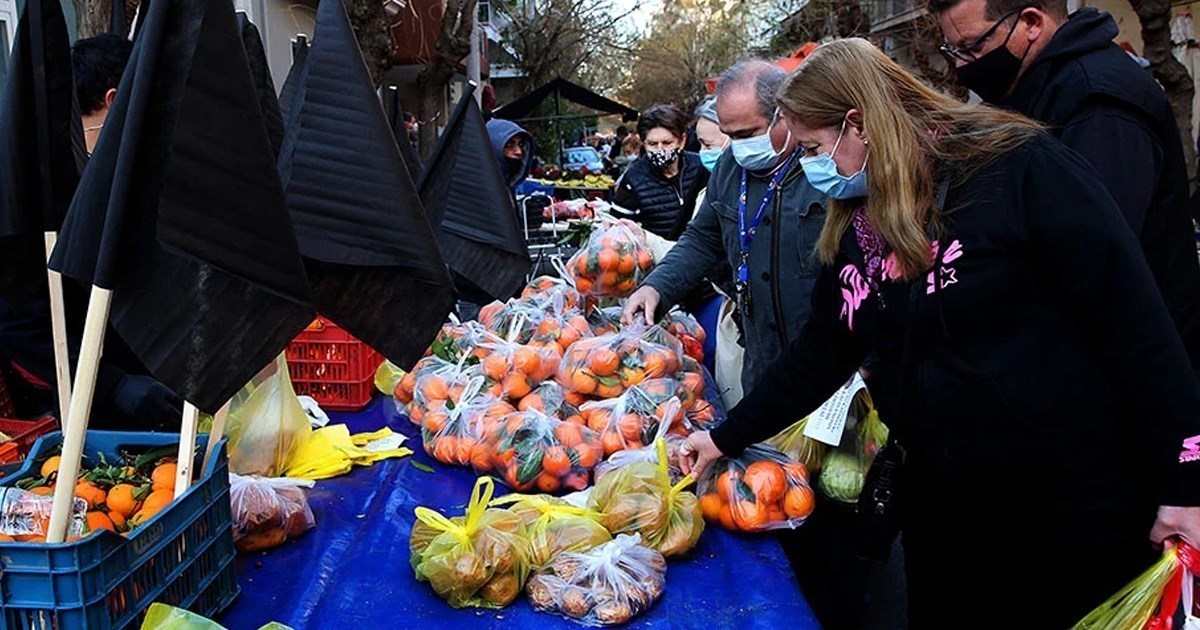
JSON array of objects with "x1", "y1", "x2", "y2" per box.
[
  {"x1": 238, "y1": 13, "x2": 284, "y2": 157},
  {"x1": 418, "y1": 85, "x2": 531, "y2": 302},
  {"x1": 277, "y1": 0, "x2": 455, "y2": 370},
  {"x1": 0, "y1": 0, "x2": 84, "y2": 301},
  {"x1": 48, "y1": 0, "x2": 316, "y2": 415}
]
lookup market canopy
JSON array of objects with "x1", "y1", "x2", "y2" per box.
[{"x1": 492, "y1": 77, "x2": 638, "y2": 122}]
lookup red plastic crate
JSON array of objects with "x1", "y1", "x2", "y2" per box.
[
  {"x1": 286, "y1": 316, "x2": 384, "y2": 411},
  {"x1": 0, "y1": 369, "x2": 14, "y2": 418},
  {"x1": 0, "y1": 415, "x2": 58, "y2": 464}
]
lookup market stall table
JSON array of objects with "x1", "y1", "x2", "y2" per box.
[{"x1": 220, "y1": 397, "x2": 818, "y2": 629}]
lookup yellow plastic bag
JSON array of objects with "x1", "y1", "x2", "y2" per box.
[
  {"x1": 766, "y1": 416, "x2": 827, "y2": 475},
  {"x1": 491, "y1": 493, "x2": 611, "y2": 568},
  {"x1": 374, "y1": 360, "x2": 406, "y2": 397},
  {"x1": 587, "y1": 439, "x2": 703, "y2": 558},
  {"x1": 225, "y1": 355, "x2": 313, "y2": 476},
  {"x1": 140, "y1": 603, "x2": 293, "y2": 629},
  {"x1": 1073, "y1": 546, "x2": 1180, "y2": 630},
  {"x1": 410, "y1": 476, "x2": 531, "y2": 609},
  {"x1": 283, "y1": 425, "x2": 412, "y2": 480}
]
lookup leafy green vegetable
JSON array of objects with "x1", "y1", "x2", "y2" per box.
[{"x1": 412, "y1": 461, "x2": 436, "y2": 474}]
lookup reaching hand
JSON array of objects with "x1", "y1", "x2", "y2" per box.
[
  {"x1": 678, "y1": 431, "x2": 723, "y2": 480},
  {"x1": 621, "y1": 285, "x2": 661, "y2": 327},
  {"x1": 1150, "y1": 505, "x2": 1200, "y2": 550}
]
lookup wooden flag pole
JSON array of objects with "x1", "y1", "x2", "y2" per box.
[
  {"x1": 173, "y1": 402, "x2": 201, "y2": 500},
  {"x1": 199, "y1": 399, "x2": 231, "y2": 476},
  {"x1": 44, "y1": 232, "x2": 72, "y2": 427},
  {"x1": 46, "y1": 286, "x2": 112, "y2": 543}
]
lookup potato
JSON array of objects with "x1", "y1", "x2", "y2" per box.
[
  {"x1": 480, "y1": 573, "x2": 520, "y2": 606},
  {"x1": 561, "y1": 585, "x2": 594, "y2": 619}
]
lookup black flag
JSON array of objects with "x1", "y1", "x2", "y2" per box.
[
  {"x1": 277, "y1": 34, "x2": 307, "y2": 122},
  {"x1": 277, "y1": 0, "x2": 455, "y2": 370},
  {"x1": 383, "y1": 85, "x2": 423, "y2": 184},
  {"x1": 237, "y1": 13, "x2": 283, "y2": 157},
  {"x1": 418, "y1": 88, "x2": 531, "y2": 302},
  {"x1": 0, "y1": 0, "x2": 85, "y2": 300},
  {"x1": 49, "y1": 0, "x2": 316, "y2": 413},
  {"x1": 111, "y1": 0, "x2": 127, "y2": 36}
]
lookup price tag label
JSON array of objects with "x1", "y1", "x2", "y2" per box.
[{"x1": 803, "y1": 372, "x2": 868, "y2": 446}]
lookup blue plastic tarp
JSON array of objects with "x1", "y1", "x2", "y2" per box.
[{"x1": 219, "y1": 398, "x2": 818, "y2": 629}]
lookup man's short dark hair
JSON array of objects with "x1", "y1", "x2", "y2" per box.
[
  {"x1": 615, "y1": 125, "x2": 629, "y2": 137},
  {"x1": 926, "y1": 0, "x2": 1068, "y2": 20},
  {"x1": 403, "y1": 111, "x2": 416, "y2": 123},
  {"x1": 714, "y1": 60, "x2": 787, "y2": 121},
  {"x1": 72, "y1": 34, "x2": 133, "y2": 115},
  {"x1": 636, "y1": 105, "x2": 688, "y2": 140}
]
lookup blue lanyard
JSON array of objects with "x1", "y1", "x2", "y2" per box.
[{"x1": 736, "y1": 151, "x2": 798, "y2": 285}]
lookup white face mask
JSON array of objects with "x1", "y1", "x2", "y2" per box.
[{"x1": 729, "y1": 109, "x2": 791, "y2": 172}]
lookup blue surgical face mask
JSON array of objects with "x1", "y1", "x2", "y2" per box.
[
  {"x1": 729, "y1": 110, "x2": 790, "y2": 172},
  {"x1": 799, "y1": 118, "x2": 869, "y2": 200},
  {"x1": 699, "y1": 143, "x2": 725, "y2": 172}
]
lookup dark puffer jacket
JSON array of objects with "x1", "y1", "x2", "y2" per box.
[{"x1": 612, "y1": 152, "x2": 708, "y2": 239}]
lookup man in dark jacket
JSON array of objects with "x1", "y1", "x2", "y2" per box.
[
  {"x1": 622, "y1": 62, "x2": 870, "y2": 629},
  {"x1": 486, "y1": 118, "x2": 534, "y2": 202},
  {"x1": 0, "y1": 34, "x2": 181, "y2": 430},
  {"x1": 933, "y1": 0, "x2": 1200, "y2": 374}
]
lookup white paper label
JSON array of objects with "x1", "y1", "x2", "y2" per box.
[
  {"x1": 364, "y1": 433, "x2": 408, "y2": 452},
  {"x1": 803, "y1": 372, "x2": 868, "y2": 447}
]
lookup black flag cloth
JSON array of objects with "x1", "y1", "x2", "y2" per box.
[
  {"x1": 277, "y1": 0, "x2": 455, "y2": 370},
  {"x1": 0, "y1": 0, "x2": 84, "y2": 300},
  {"x1": 238, "y1": 13, "x2": 284, "y2": 157},
  {"x1": 383, "y1": 86, "x2": 423, "y2": 184},
  {"x1": 418, "y1": 89, "x2": 530, "y2": 302},
  {"x1": 49, "y1": 0, "x2": 315, "y2": 413}
]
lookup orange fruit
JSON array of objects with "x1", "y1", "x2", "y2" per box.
[
  {"x1": 535, "y1": 471, "x2": 561, "y2": 493},
  {"x1": 570, "y1": 371, "x2": 598, "y2": 395},
  {"x1": 783, "y1": 486, "x2": 815, "y2": 520},
  {"x1": 637, "y1": 250, "x2": 653, "y2": 270},
  {"x1": 575, "y1": 443, "x2": 600, "y2": 468},
  {"x1": 512, "y1": 347, "x2": 541, "y2": 375},
  {"x1": 29, "y1": 485, "x2": 54, "y2": 496},
  {"x1": 565, "y1": 413, "x2": 585, "y2": 426},
  {"x1": 595, "y1": 383, "x2": 624, "y2": 399},
  {"x1": 16, "y1": 534, "x2": 47, "y2": 543},
  {"x1": 40, "y1": 456, "x2": 62, "y2": 479},
  {"x1": 470, "y1": 442, "x2": 493, "y2": 472},
  {"x1": 151, "y1": 463, "x2": 177, "y2": 493},
  {"x1": 618, "y1": 414, "x2": 643, "y2": 442},
  {"x1": 74, "y1": 480, "x2": 107, "y2": 509},
  {"x1": 542, "y1": 446, "x2": 572, "y2": 477},
  {"x1": 563, "y1": 473, "x2": 589, "y2": 491},
  {"x1": 86, "y1": 511, "x2": 115, "y2": 533},
  {"x1": 744, "y1": 461, "x2": 787, "y2": 504},
  {"x1": 0, "y1": 533, "x2": 13, "y2": 542},
  {"x1": 503, "y1": 373, "x2": 532, "y2": 399},
  {"x1": 588, "y1": 349, "x2": 619, "y2": 376},
  {"x1": 586, "y1": 410, "x2": 610, "y2": 432},
  {"x1": 574, "y1": 277, "x2": 593, "y2": 294},
  {"x1": 766, "y1": 506, "x2": 787, "y2": 524},
  {"x1": 421, "y1": 376, "x2": 449, "y2": 401},
  {"x1": 518, "y1": 394, "x2": 545, "y2": 413},
  {"x1": 597, "y1": 248, "x2": 619, "y2": 272},
  {"x1": 717, "y1": 504, "x2": 737, "y2": 531},
  {"x1": 554, "y1": 422, "x2": 584, "y2": 447},
  {"x1": 617, "y1": 254, "x2": 636, "y2": 275},
  {"x1": 731, "y1": 500, "x2": 768, "y2": 531},
  {"x1": 643, "y1": 354, "x2": 667, "y2": 378},
  {"x1": 699, "y1": 493, "x2": 724, "y2": 522},
  {"x1": 483, "y1": 354, "x2": 509, "y2": 380},
  {"x1": 615, "y1": 278, "x2": 636, "y2": 294},
  {"x1": 108, "y1": 510, "x2": 126, "y2": 531},
  {"x1": 423, "y1": 411, "x2": 449, "y2": 435},
  {"x1": 682, "y1": 372, "x2": 705, "y2": 396},
  {"x1": 142, "y1": 490, "x2": 173, "y2": 514},
  {"x1": 106, "y1": 484, "x2": 139, "y2": 519},
  {"x1": 782, "y1": 462, "x2": 810, "y2": 484},
  {"x1": 601, "y1": 431, "x2": 625, "y2": 457},
  {"x1": 129, "y1": 506, "x2": 160, "y2": 528},
  {"x1": 557, "y1": 327, "x2": 582, "y2": 351},
  {"x1": 597, "y1": 271, "x2": 620, "y2": 290}
]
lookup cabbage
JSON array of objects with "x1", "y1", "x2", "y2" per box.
[{"x1": 816, "y1": 451, "x2": 864, "y2": 503}]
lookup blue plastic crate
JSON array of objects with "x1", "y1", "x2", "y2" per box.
[{"x1": 0, "y1": 431, "x2": 238, "y2": 629}]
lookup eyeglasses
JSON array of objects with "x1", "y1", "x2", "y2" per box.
[{"x1": 939, "y1": 6, "x2": 1029, "y2": 64}]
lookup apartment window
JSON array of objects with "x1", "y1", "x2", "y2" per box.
[{"x1": 0, "y1": 23, "x2": 9, "y2": 89}]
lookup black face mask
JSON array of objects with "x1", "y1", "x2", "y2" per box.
[
  {"x1": 504, "y1": 156, "x2": 525, "y2": 180},
  {"x1": 954, "y1": 40, "x2": 1031, "y2": 104}
]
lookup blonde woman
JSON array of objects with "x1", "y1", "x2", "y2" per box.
[{"x1": 679, "y1": 39, "x2": 1200, "y2": 627}]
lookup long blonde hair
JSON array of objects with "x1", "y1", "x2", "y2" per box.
[{"x1": 777, "y1": 38, "x2": 1042, "y2": 278}]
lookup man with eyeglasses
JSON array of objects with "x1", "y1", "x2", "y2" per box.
[{"x1": 931, "y1": 0, "x2": 1200, "y2": 377}]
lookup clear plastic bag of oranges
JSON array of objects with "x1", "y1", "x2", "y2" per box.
[
  {"x1": 491, "y1": 493, "x2": 612, "y2": 569},
  {"x1": 765, "y1": 416, "x2": 828, "y2": 475},
  {"x1": 697, "y1": 444, "x2": 815, "y2": 533},
  {"x1": 419, "y1": 376, "x2": 493, "y2": 466},
  {"x1": 558, "y1": 327, "x2": 683, "y2": 400},
  {"x1": 566, "y1": 218, "x2": 655, "y2": 298},
  {"x1": 579, "y1": 380, "x2": 686, "y2": 458},
  {"x1": 475, "y1": 329, "x2": 562, "y2": 402},
  {"x1": 404, "y1": 355, "x2": 485, "y2": 427},
  {"x1": 588, "y1": 439, "x2": 702, "y2": 558},
  {"x1": 478, "y1": 299, "x2": 548, "y2": 344},
  {"x1": 521, "y1": 275, "x2": 584, "y2": 316},
  {"x1": 229, "y1": 474, "x2": 315, "y2": 553},
  {"x1": 476, "y1": 410, "x2": 603, "y2": 494}
]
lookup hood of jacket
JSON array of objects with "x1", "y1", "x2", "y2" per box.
[{"x1": 487, "y1": 118, "x2": 534, "y2": 187}]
